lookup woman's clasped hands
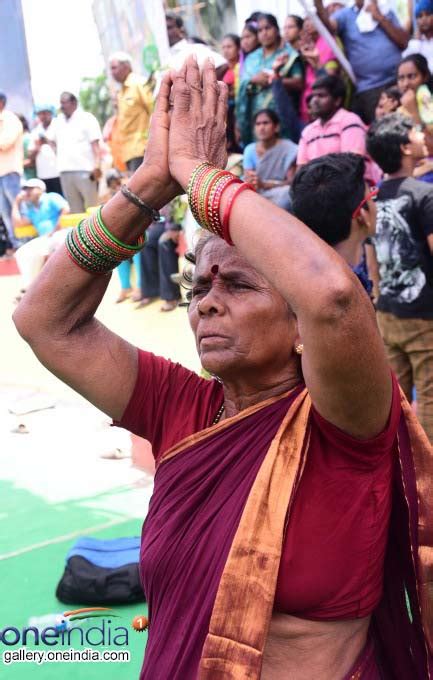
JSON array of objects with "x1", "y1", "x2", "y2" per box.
[{"x1": 141, "y1": 56, "x2": 229, "y2": 201}]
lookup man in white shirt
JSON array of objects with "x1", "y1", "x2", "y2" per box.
[
  {"x1": 49, "y1": 92, "x2": 102, "y2": 213},
  {"x1": 29, "y1": 105, "x2": 62, "y2": 196}
]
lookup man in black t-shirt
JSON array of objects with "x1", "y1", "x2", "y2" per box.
[{"x1": 367, "y1": 113, "x2": 433, "y2": 442}]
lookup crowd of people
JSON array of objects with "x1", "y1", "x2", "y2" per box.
[{"x1": 1, "y1": 4, "x2": 433, "y2": 443}]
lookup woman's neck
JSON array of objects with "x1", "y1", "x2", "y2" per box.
[
  {"x1": 258, "y1": 137, "x2": 279, "y2": 152},
  {"x1": 263, "y1": 44, "x2": 279, "y2": 57},
  {"x1": 334, "y1": 235, "x2": 364, "y2": 268},
  {"x1": 228, "y1": 58, "x2": 238, "y2": 69},
  {"x1": 221, "y1": 369, "x2": 301, "y2": 418}
]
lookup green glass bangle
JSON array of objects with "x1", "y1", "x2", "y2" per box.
[
  {"x1": 94, "y1": 207, "x2": 144, "y2": 252},
  {"x1": 76, "y1": 221, "x2": 118, "y2": 268}
]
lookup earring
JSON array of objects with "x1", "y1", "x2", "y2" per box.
[{"x1": 295, "y1": 343, "x2": 304, "y2": 355}]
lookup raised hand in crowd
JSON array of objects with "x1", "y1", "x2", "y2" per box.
[
  {"x1": 250, "y1": 70, "x2": 272, "y2": 87},
  {"x1": 299, "y1": 43, "x2": 321, "y2": 70}
]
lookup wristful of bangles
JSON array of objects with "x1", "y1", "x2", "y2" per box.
[
  {"x1": 66, "y1": 167, "x2": 254, "y2": 274},
  {"x1": 187, "y1": 162, "x2": 255, "y2": 246}
]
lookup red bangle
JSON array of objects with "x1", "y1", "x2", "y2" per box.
[
  {"x1": 222, "y1": 182, "x2": 255, "y2": 245},
  {"x1": 209, "y1": 176, "x2": 241, "y2": 236}
]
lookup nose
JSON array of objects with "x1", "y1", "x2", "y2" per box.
[{"x1": 196, "y1": 288, "x2": 225, "y2": 317}]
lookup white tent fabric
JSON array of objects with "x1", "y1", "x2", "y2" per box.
[{"x1": 235, "y1": 0, "x2": 310, "y2": 32}]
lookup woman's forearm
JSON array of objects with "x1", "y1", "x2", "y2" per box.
[
  {"x1": 281, "y1": 76, "x2": 304, "y2": 92},
  {"x1": 13, "y1": 167, "x2": 175, "y2": 342},
  {"x1": 376, "y1": 14, "x2": 408, "y2": 50},
  {"x1": 176, "y1": 159, "x2": 354, "y2": 320},
  {"x1": 223, "y1": 187, "x2": 354, "y2": 319}
]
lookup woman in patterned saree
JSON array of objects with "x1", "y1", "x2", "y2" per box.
[
  {"x1": 14, "y1": 57, "x2": 433, "y2": 679},
  {"x1": 236, "y1": 13, "x2": 304, "y2": 146}
]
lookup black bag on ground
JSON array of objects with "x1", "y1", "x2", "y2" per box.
[{"x1": 55, "y1": 537, "x2": 145, "y2": 605}]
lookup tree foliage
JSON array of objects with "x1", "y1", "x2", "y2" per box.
[{"x1": 79, "y1": 73, "x2": 112, "y2": 126}]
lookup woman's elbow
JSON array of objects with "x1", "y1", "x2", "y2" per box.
[
  {"x1": 319, "y1": 273, "x2": 359, "y2": 322},
  {"x1": 12, "y1": 301, "x2": 35, "y2": 343}
]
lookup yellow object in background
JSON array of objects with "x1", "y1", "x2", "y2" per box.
[{"x1": 14, "y1": 212, "x2": 90, "y2": 239}]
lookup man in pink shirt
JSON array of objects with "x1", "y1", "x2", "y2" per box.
[{"x1": 297, "y1": 75, "x2": 380, "y2": 183}]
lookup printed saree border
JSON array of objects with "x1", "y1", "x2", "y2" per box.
[{"x1": 157, "y1": 384, "x2": 304, "y2": 469}]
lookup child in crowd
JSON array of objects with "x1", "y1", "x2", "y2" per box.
[{"x1": 375, "y1": 86, "x2": 401, "y2": 119}]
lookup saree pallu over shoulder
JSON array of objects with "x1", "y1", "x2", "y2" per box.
[
  {"x1": 404, "y1": 396, "x2": 433, "y2": 655},
  {"x1": 373, "y1": 390, "x2": 433, "y2": 678},
  {"x1": 198, "y1": 388, "x2": 312, "y2": 679}
]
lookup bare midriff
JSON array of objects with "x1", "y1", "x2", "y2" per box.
[{"x1": 261, "y1": 612, "x2": 371, "y2": 679}]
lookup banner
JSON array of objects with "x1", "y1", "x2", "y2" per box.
[
  {"x1": 0, "y1": 0, "x2": 33, "y2": 119},
  {"x1": 92, "y1": 0, "x2": 169, "y2": 77}
]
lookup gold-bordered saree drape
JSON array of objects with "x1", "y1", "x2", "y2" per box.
[{"x1": 158, "y1": 387, "x2": 433, "y2": 679}]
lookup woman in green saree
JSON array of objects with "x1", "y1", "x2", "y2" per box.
[{"x1": 236, "y1": 13, "x2": 304, "y2": 146}]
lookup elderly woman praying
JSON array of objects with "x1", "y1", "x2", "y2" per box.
[{"x1": 13, "y1": 57, "x2": 433, "y2": 680}]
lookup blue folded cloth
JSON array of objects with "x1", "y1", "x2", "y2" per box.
[{"x1": 66, "y1": 537, "x2": 140, "y2": 569}]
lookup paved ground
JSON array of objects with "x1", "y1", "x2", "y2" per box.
[{"x1": 0, "y1": 270, "x2": 200, "y2": 678}]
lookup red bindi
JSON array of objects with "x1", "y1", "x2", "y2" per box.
[{"x1": 210, "y1": 264, "x2": 219, "y2": 278}]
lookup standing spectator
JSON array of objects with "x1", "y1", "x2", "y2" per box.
[
  {"x1": 29, "y1": 105, "x2": 63, "y2": 195},
  {"x1": 0, "y1": 92, "x2": 23, "y2": 251},
  {"x1": 298, "y1": 17, "x2": 340, "y2": 122},
  {"x1": 99, "y1": 168, "x2": 142, "y2": 303},
  {"x1": 165, "y1": 13, "x2": 226, "y2": 73},
  {"x1": 49, "y1": 92, "x2": 102, "y2": 213},
  {"x1": 403, "y1": 0, "x2": 433, "y2": 72},
  {"x1": 297, "y1": 75, "x2": 380, "y2": 183},
  {"x1": 109, "y1": 52, "x2": 153, "y2": 174},
  {"x1": 18, "y1": 116, "x2": 36, "y2": 181},
  {"x1": 282, "y1": 15, "x2": 304, "y2": 51},
  {"x1": 237, "y1": 13, "x2": 304, "y2": 145},
  {"x1": 240, "y1": 21, "x2": 260, "y2": 76},
  {"x1": 221, "y1": 34, "x2": 241, "y2": 153},
  {"x1": 314, "y1": 0, "x2": 409, "y2": 123},
  {"x1": 243, "y1": 109, "x2": 297, "y2": 210},
  {"x1": 13, "y1": 178, "x2": 69, "y2": 293},
  {"x1": 367, "y1": 113, "x2": 433, "y2": 442},
  {"x1": 102, "y1": 97, "x2": 127, "y2": 173},
  {"x1": 136, "y1": 204, "x2": 181, "y2": 313}
]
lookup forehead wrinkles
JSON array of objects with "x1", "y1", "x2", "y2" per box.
[{"x1": 194, "y1": 241, "x2": 263, "y2": 283}]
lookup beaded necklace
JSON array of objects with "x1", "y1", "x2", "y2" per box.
[{"x1": 212, "y1": 403, "x2": 225, "y2": 425}]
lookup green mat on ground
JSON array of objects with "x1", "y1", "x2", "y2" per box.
[{"x1": 0, "y1": 481, "x2": 148, "y2": 679}]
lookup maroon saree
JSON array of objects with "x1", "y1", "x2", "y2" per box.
[{"x1": 138, "y1": 385, "x2": 433, "y2": 679}]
